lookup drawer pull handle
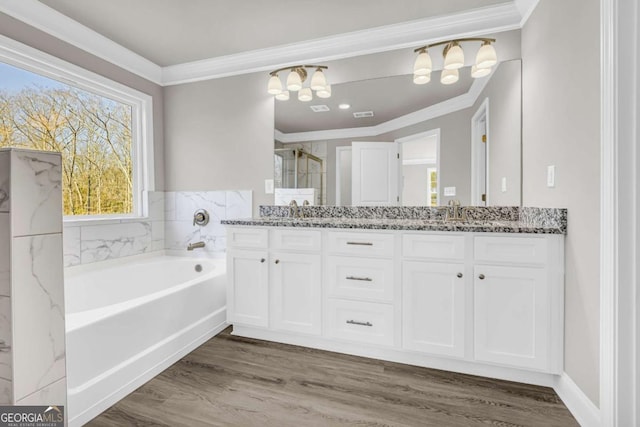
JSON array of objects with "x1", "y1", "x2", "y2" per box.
[
  {"x1": 346, "y1": 241, "x2": 373, "y2": 246},
  {"x1": 275, "y1": 259, "x2": 280, "y2": 264},
  {"x1": 457, "y1": 273, "x2": 463, "y2": 278},
  {"x1": 346, "y1": 276, "x2": 373, "y2": 282},
  {"x1": 260, "y1": 258, "x2": 265, "y2": 263},
  {"x1": 478, "y1": 274, "x2": 485, "y2": 280},
  {"x1": 346, "y1": 320, "x2": 373, "y2": 327}
]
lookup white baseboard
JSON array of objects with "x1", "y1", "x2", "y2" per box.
[{"x1": 554, "y1": 373, "x2": 601, "y2": 427}]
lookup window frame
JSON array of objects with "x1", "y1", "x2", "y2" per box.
[{"x1": 0, "y1": 34, "x2": 154, "y2": 224}]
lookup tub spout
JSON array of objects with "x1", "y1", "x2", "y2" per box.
[{"x1": 187, "y1": 241, "x2": 206, "y2": 251}]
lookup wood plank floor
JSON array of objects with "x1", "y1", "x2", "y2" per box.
[{"x1": 88, "y1": 327, "x2": 578, "y2": 427}]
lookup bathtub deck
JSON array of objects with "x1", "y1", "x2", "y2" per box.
[{"x1": 87, "y1": 327, "x2": 578, "y2": 427}]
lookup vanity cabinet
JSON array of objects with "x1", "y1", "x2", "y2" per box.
[
  {"x1": 324, "y1": 231, "x2": 399, "y2": 346},
  {"x1": 271, "y1": 251, "x2": 322, "y2": 335},
  {"x1": 227, "y1": 248, "x2": 269, "y2": 327},
  {"x1": 471, "y1": 235, "x2": 560, "y2": 372},
  {"x1": 402, "y1": 261, "x2": 466, "y2": 358},
  {"x1": 226, "y1": 226, "x2": 564, "y2": 383},
  {"x1": 473, "y1": 265, "x2": 549, "y2": 370},
  {"x1": 227, "y1": 228, "x2": 322, "y2": 335}
]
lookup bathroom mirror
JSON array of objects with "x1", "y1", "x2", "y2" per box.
[{"x1": 274, "y1": 59, "x2": 522, "y2": 207}]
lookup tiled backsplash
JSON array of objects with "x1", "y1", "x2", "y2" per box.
[{"x1": 63, "y1": 190, "x2": 252, "y2": 267}]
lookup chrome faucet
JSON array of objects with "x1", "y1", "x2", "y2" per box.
[
  {"x1": 187, "y1": 241, "x2": 206, "y2": 251},
  {"x1": 288, "y1": 200, "x2": 300, "y2": 218},
  {"x1": 445, "y1": 200, "x2": 467, "y2": 222}
]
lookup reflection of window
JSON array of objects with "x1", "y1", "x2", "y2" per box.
[
  {"x1": 0, "y1": 57, "x2": 152, "y2": 218},
  {"x1": 427, "y1": 167, "x2": 438, "y2": 207}
]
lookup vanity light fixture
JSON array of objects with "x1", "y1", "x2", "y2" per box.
[
  {"x1": 267, "y1": 65, "x2": 330, "y2": 101},
  {"x1": 412, "y1": 38, "x2": 497, "y2": 86}
]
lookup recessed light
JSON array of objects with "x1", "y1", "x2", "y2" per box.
[{"x1": 338, "y1": 103, "x2": 351, "y2": 110}]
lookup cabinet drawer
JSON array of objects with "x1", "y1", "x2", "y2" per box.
[
  {"x1": 271, "y1": 229, "x2": 321, "y2": 252},
  {"x1": 327, "y1": 232, "x2": 395, "y2": 258},
  {"x1": 325, "y1": 299, "x2": 394, "y2": 346},
  {"x1": 474, "y1": 236, "x2": 547, "y2": 264},
  {"x1": 327, "y1": 256, "x2": 394, "y2": 302},
  {"x1": 227, "y1": 228, "x2": 268, "y2": 249},
  {"x1": 403, "y1": 234, "x2": 465, "y2": 260}
]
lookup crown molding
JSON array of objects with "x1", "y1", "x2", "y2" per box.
[
  {"x1": 0, "y1": 1, "x2": 536, "y2": 87},
  {"x1": 275, "y1": 70, "x2": 494, "y2": 144},
  {"x1": 0, "y1": 0, "x2": 163, "y2": 84},
  {"x1": 514, "y1": 0, "x2": 541, "y2": 26},
  {"x1": 161, "y1": 3, "x2": 521, "y2": 85}
]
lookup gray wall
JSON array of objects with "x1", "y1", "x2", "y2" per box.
[
  {"x1": 0, "y1": 13, "x2": 166, "y2": 190},
  {"x1": 472, "y1": 60, "x2": 522, "y2": 205},
  {"x1": 163, "y1": 73, "x2": 274, "y2": 215},
  {"x1": 522, "y1": 0, "x2": 600, "y2": 405}
]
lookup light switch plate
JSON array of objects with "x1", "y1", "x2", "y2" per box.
[
  {"x1": 501, "y1": 177, "x2": 507, "y2": 192},
  {"x1": 547, "y1": 165, "x2": 556, "y2": 188},
  {"x1": 265, "y1": 179, "x2": 274, "y2": 194},
  {"x1": 444, "y1": 187, "x2": 456, "y2": 197}
]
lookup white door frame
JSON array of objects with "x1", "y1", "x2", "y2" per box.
[
  {"x1": 335, "y1": 146, "x2": 352, "y2": 206},
  {"x1": 471, "y1": 98, "x2": 490, "y2": 206},
  {"x1": 600, "y1": 0, "x2": 638, "y2": 426},
  {"x1": 395, "y1": 128, "x2": 441, "y2": 206}
]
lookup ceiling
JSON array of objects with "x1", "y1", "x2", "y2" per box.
[
  {"x1": 37, "y1": 0, "x2": 508, "y2": 67},
  {"x1": 276, "y1": 72, "x2": 474, "y2": 133}
]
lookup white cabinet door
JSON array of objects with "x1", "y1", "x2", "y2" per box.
[
  {"x1": 227, "y1": 249, "x2": 269, "y2": 327},
  {"x1": 402, "y1": 261, "x2": 465, "y2": 358},
  {"x1": 352, "y1": 141, "x2": 399, "y2": 206},
  {"x1": 473, "y1": 265, "x2": 549, "y2": 371},
  {"x1": 271, "y1": 252, "x2": 322, "y2": 335}
]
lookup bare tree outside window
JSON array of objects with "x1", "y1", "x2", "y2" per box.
[{"x1": 0, "y1": 62, "x2": 133, "y2": 215}]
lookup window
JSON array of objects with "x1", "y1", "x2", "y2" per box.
[{"x1": 0, "y1": 36, "x2": 154, "y2": 220}]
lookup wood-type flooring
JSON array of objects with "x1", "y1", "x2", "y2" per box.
[{"x1": 88, "y1": 327, "x2": 579, "y2": 427}]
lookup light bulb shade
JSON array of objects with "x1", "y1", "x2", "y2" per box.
[
  {"x1": 475, "y1": 42, "x2": 497, "y2": 69},
  {"x1": 267, "y1": 75, "x2": 283, "y2": 95},
  {"x1": 443, "y1": 43, "x2": 464, "y2": 70},
  {"x1": 471, "y1": 65, "x2": 491, "y2": 78},
  {"x1": 310, "y1": 69, "x2": 327, "y2": 91},
  {"x1": 440, "y1": 68, "x2": 459, "y2": 85},
  {"x1": 286, "y1": 70, "x2": 303, "y2": 91},
  {"x1": 298, "y1": 87, "x2": 313, "y2": 102},
  {"x1": 413, "y1": 73, "x2": 431, "y2": 85},
  {"x1": 275, "y1": 90, "x2": 290, "y2": 101},
  {"x1": 413, "y1": 51, "x2": 432, "y2": 75},
  {"x1": 317, "y1": 85, "x2": 331, "y2": 98}
]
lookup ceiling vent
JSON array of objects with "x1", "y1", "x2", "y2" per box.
[
  {"x1": 310, "y1": 105, "x2": 330, "y2": 112},
  {"x1": 353, "y1": 111, "x2": 374, "y2": 118}
]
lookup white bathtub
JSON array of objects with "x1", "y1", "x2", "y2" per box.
[{"x1": 64, "y1": 254, "x2": 227, "y2": 426}]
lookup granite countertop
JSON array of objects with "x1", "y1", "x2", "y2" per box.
[{"x1": 221, "y1": 216, "x2": 566, "y2": 234}]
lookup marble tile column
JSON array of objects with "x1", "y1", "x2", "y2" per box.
[{"x1": 0, "y1": 148, "x2": 66, "y2": 406}]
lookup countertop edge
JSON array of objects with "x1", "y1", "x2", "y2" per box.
[{"x1": 220, "y1": 219, "x2": 566, "y2": 235}]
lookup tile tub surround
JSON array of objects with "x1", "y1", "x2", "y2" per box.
[
  {"x1": 165, "y1": 190, "x2": 252, "y2": 253},
  {"x1": 63, "y1": 190, "x2": 165, "y2": 268},
  {"x1": 225, "y1": 206, "x2": 567, "y2": 234},
  {"x1": 63, "y1": 190, "x2": 253, "y2": 266}
]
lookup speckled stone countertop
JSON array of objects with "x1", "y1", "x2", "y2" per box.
[{"x1": 221, "y1": 206, "x2": 567, "y2": 235}]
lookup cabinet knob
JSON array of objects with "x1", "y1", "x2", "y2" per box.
[
  {"x1": 478, "y1": 274, "x2": 485, "y2": 280},
  {"x1": 260, "y1": 258, "x2": 265, "y2": 263},
  {"x1": 457, "y1": 273, "x2": 463, "y2": 278},
  {"x1": 275, "y1": 259, "x2": 280, "y2": 264}
]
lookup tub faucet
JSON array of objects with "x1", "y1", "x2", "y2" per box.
[{"x1": 187, "y1": 241, "x2": 206, "y2": 251}]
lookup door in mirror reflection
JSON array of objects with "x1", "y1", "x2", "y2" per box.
[{"x1": 352, "y1": 142, "x2": 399, "y2": 206}]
